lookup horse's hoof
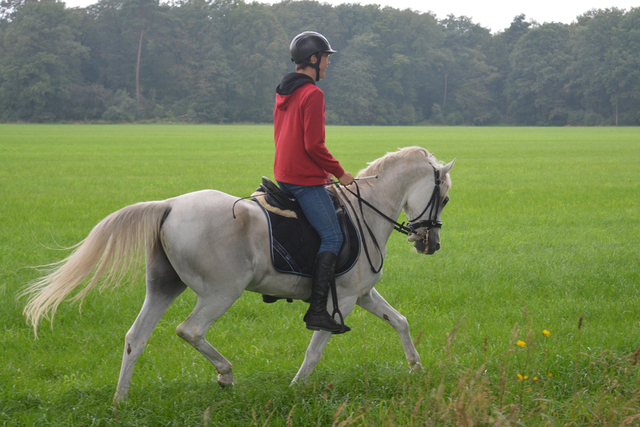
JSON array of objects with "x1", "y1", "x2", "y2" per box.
[
  {"x1": 290, "y1": 375, "x2": 309, "y2": 387},
  {"x1": 410, "y1": 362, "x2": 425, "y2": 373},
  {"x1": 217, "y1": 373, "x2": 234, "y2": 388},
  {"x1": 113, "y1": 390, "x2": 127, "y2": 405}
]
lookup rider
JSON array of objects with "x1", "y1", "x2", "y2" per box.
[{"x1": 273, "y1": 31, "x2": 354, "y2": 334}]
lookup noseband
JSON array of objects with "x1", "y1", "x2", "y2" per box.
[{"x1": 337, "y1": 165, "x2": 445, "y2": 273}]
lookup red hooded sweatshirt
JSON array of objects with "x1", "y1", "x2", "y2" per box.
[{"x1": 274, "y1": 73, "x2": 345, "y2": 186}]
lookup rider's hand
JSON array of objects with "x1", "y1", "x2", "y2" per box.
[{"x1": 338, "y1": 172, "x2": 354, "y2": 186}]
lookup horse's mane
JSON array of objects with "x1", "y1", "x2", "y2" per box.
[{"x1": 358, "y1": 146, "x2": 436, "y2": 177}]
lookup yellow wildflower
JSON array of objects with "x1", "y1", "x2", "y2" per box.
[
  {"x1": 516, "y1": 340, "x2": 526, "y2": 348},
  {"x1": 517, "y1": 373, "x2": 523, "y2": 381},
  {"x1": 543, "y1": 330, "x2": 551, "y2": 337},
  {"x1": 533, "y1": 376, "x2": 538, "y2": 381}
]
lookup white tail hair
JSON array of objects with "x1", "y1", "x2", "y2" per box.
[{"x1": 21, "y1": 200, "x2": 173, "y2": 337}]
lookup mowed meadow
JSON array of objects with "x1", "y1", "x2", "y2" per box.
[{"x1": 1, "y1": 124, "x2": 639, "y2": 426}]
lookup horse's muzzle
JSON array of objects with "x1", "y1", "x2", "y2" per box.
[
  {"x1": 413, "y1": 240, "x2": 439, "y2": 255},
  {"x1": 408, "y1": 228, "x2": 440, "y2": 255}
]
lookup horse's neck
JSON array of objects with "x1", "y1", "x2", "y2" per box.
[{"x1": 355, "y1": 163, "x2": 420, "y2": 241}]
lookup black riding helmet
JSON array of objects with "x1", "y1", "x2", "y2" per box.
[{"x1": 290, "y1": 31, "x2": 337, "y2": 81}]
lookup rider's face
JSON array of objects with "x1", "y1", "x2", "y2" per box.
[{"x1": 318, "y1": 53, "x2": 331, "y2": 80}]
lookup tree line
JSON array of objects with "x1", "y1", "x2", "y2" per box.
[{"x1": 1, "y1": 0, "x2": 639, "y2": 125}]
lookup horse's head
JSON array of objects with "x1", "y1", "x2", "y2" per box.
[{"x1": 404, "y1": 157, "x2": 455, "y2": 255}]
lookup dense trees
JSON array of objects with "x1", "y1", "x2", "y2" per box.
[
  {"x1": 507, "y1": 23, "x2": 573, "y2": 125},
  {"x1": 0, "y1": 0, "x2": 87, "y2": 120},
  {"x1": 0, "y1": 0, "x2": 638, "y2": 125}
]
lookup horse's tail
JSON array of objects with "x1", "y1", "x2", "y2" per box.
[{"x1": 22, "y1": 200, "x2": 173, "y2": 337}]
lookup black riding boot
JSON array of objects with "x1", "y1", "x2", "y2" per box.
[{"x1": 303, "y1": 251, "x2": 351, "y2": 334}]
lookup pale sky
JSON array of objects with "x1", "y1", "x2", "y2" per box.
[{"x1": 62, "y1": 0, "x2": 638, "y2": 33}]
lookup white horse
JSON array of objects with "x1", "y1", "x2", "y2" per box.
[{"x1": 22, "y1": 146, "x2": 454, "y2": 403}]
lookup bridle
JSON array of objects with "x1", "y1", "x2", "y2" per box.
[
  {"x1": 337, "y1": 164, "x2": 445, "y2": 273},
  {"x1": 404, "y1": 166, "x2": 444, "y2": 232}
]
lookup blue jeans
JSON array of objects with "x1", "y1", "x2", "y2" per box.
[{"x1": 277, "y1": 181, "x2": 343, "y2": 256}]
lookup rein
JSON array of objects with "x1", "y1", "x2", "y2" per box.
[
  {"x1": 336, "y1": 165, "x2": 443, "y2": 274},
  {"x1": 337, "y1": 182, "x2": 385, "y2": 273}
]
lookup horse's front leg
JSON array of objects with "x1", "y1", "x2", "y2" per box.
[
  {"x1": 357, "y1": 288, "x2": 423, "y2": 371},
  {"x1": 291, "y1": 295, "x2": 358, "y2": 385}
]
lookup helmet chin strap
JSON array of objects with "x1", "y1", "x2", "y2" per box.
[
  {"x1": 310, "y1": 52, "x2": 321, "y2": 82},
  {"x1": 300, "y1": 53, "x2": 322, "y2": 81}
]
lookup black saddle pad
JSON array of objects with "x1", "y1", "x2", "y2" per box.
[{"x1": 253, "y1": 195, "x2": 360, "y2": 277}]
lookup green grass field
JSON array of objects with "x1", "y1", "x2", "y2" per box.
[{"x1": 1, "y1": 124, "x2": 639, "y2": 426}]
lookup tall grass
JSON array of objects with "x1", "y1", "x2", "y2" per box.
[{"x1": 1, "y1": 125, "x2": 639, "y2": 425}]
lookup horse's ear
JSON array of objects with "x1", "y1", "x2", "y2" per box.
[{"x1": 441, "y1": 158, "x2": 456, "y2": 175}]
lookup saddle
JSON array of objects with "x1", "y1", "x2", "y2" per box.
[{"x1": 252, "y1": 177, "x2": 360, "y2": 302}]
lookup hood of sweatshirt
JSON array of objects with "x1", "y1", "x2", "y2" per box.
[{"x1": 275, "y1": 72, "x2": 315, "y2": 110}]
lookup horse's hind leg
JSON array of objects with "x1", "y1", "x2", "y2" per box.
[
  {"x1": 114, "y1": 244, "x2": 187, "y2": 403},
  {"x1": 175, "y1": 291, "x2": 242, "y2": 388},
  {"x1": 357, "y1": 288, "x2": 423, "y2": 371}
]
